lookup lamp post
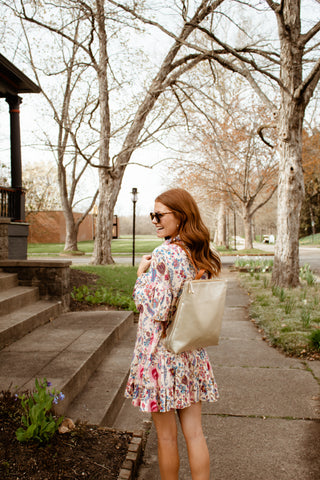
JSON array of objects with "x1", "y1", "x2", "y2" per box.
[{"x1": 131, "y1": 188, "x2": 138, "y2": 266}]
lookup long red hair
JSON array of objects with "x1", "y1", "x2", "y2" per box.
[{"x1": 156, "y1": 188, "x2": 221, "y2": 277}]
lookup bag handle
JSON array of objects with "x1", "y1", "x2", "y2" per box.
[{"x1": 173, "y1": 241, "x2": 206, "y2": 280}]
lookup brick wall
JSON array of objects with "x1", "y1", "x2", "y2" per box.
[
  {"x1": 26, "y1": 211, "x2": 95, "y2": 244},
  {"x1": 26, "y1": 211, "x2": 119, "y2": 243}
]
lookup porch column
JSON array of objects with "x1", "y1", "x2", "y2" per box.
[
  {"x1": 6, "y1": 94, "x2": 23, "y2": 188},
  {"x1": 5, "y1": 94, "x2": 25, "y2": 221}
]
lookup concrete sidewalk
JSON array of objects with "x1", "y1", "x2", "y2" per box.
[{"x1": 137, "y1": 269, "x2": 320, "y2": 480}]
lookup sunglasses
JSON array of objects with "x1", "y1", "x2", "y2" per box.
[{"x1": 150, "y1": 211, "x2": 173, "y2": 222}]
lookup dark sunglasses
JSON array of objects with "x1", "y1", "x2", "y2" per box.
[{"x1": 150, "y1": 211, "x2": 173, "y2": 223}]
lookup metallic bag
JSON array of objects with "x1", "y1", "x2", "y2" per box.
[{"x1": 163, "y1": 276, "x2": 227, "y2": 354}]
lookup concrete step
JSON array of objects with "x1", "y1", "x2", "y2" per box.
[
  {"x1": 66, "y1": 323, "x2": 137, "y2": 427},
  {"x1": 0, "y1": 271, "x2": 18, "y2": 292},
  {"x1": 113, "y1": 397, "x2": 151, "y2": 433},
  {"x1": 1, "y1": 310, "x2": 134, "y2": 416},
  {"x1": 0, "y1": 300, "x2": 62, "y2": 350},
  {"x1": 0, "y1": 286, "x2": 39, "y2": 315}
]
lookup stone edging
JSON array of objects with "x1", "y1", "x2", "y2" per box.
[{"x1": 118, "y1": 430, "x2": 145, "y2": 480}]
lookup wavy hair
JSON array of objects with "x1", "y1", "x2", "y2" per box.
[{"x1": 155, "y1": 188, "x2": 221, "y2": 277}]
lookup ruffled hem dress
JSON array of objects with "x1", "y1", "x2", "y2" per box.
[{"x1": 125, "y1": 239, "x2": 219, "y2": 413}]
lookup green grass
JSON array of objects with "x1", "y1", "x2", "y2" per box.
[
  {"x1": 238, "y1": 264, "x2": 320, "y2": 356},
  {"x1": 71, "y1": 265, "x2": 138, "y2": 311},
  {"x1": 28, "y1": 237, "x2": 162, "y2": 255},
  {"x1": 28, "y1": 237, "x2": 272, "y2": 257},
  {"x1": 299, "y1": 232, "x2": 320, "y2": 246}
]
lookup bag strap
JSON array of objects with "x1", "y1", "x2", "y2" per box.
[{"x1": 173, "y1": 241, "x2": 206, "y2": 280}]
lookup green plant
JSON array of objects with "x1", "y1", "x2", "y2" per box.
[
  {"x1": 301, "y1": 307, "x2": 311, "y2": 328},
  {"x1": 263, "y1": 276, "x2": 269, "y2": 288},
  {"x1": 310, "y1": 330, "x2": 320, "y2": 351},
  {"x1": 272, "y1": 285, "x2": 280, "y2": 297},
  {"x1": 284, "y1": 297, "x2": 295, "y2": 314},
  {"x1": 299, "y1": 264, "x2": 315, "y2": 286},
  {"x1": 15, "y1": 378, "x2": 64, "y2": 443},
  {"x1": 279, "y1": 288, "x2": 286, "y2": 302},
  {"x1": 71, "y1": 285, "x2": 136, "y2": 311}
]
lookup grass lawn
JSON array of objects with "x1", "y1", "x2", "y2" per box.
[
  {"x1": 299, "y1": 232, "x2": 320, "y2": 246},
  {"x1": 28, "y1": 237, "x2": 163, "y2": 255},
  {"x1": 28, "y1": 237, "x2": 270, "y2": 256}
]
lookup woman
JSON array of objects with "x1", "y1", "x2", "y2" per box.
[{"x1": 125, "y1": 188, "x2": 221, "y2": 480}]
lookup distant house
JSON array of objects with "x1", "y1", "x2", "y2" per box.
[{"x1": 0, "y1": 53, "x2": 41, "y2": 259}]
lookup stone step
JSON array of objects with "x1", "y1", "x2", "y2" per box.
[
  {"x1": 113, "y1": 397, "x2": 151, "y2": 433},
  {"x1": 1, "y1": 310, "x2": 134, "y2": 416},
  {"x1": 0, "y1": 286, "x2": 39, "y2": 315},
  {"x1": 0, "y1": 271, "x2": 18, "y2": 292},
  {"x1": 0, "y1": 300, "x2": 62, "y2": 350},
  {"x1": 66, "y1": 323, "x2": 137, "y2": 427}
]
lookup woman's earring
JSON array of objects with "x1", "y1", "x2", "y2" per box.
[{"x1": 176, "y1": 224, "x2": 179, "y2": 228}]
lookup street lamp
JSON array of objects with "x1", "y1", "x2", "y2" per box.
[{"x1": 131, "y1": 188, "x2": 138, "y2": 266}]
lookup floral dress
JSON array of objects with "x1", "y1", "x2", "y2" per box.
[{"x1": 125, "y1": 239, "x2": 219, "y2": 413}]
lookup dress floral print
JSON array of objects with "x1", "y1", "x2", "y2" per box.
[{"x1": 125, "y1": 239, "x2": 219, "y2": 413}]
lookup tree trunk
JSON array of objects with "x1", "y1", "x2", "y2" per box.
[
  {"x1": 215, "y1": 200, "x2": 227, "y2": 246},
  {"x1": 92, "y1": 174, "x2": 121, "y2": 264},
  {"x1": 64, "y1": 212, "x2": 79, "y2": 251},
  {"x1": 272, "y1": 0, "x2": 305, "y2": 287},
  {"x1": 242, "y1": 205, "x2": 253, "y2": 249}
]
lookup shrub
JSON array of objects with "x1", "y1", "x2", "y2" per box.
[{"x1": 310, "y1": 330, "x2": 320, "y2": 351}]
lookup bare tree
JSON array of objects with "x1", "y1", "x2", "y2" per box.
[
  {"x1": 167, "y1": 68, "x2": 279, "y2": 250},
  {"x1": 7, "y1": 0, "x2": 225, "y2": 263},
  {"x1": 118, "y1": 0, "x2": 320, "y2": 286},
  {"x1": 23, "y1": 161, "x2": 61, "y2": 212},
  {"x1": 18, "y1": 12, "x2": 99, "y2": 251}
]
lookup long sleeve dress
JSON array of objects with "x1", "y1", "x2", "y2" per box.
[{"x1": 125, "y1": 239, "x2": 219, "y2": 413}]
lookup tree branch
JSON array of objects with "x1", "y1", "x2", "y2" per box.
[{"x1": 299, "y1": 20, "x2": 320, "y2": 47}]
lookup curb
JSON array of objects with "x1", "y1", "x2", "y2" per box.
[{"x1": 118, "y1": 430, "x2": 146, "y2": 480}]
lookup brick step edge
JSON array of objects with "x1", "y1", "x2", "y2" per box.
[{"x1": 118, "y1": 425, "x2": 151, "y2": 480}]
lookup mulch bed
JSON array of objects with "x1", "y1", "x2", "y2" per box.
[
  {"x1": 0, "y1": 390, "x2": 132, "y2": 479},
  {"x1": 0, "y1": 269, "x2": 135, "y2": 480}
]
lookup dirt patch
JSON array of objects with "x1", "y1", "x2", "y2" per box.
[{"x1": 0, "y1": 390, "x2": 132, "y2": 479}]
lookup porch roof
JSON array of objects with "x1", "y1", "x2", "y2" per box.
[{"x1": 0, "y1": 53, "x2": 41, "y2": 97}]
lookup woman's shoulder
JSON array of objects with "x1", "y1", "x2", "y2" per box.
[{"x1": 152, "y1": 241, "x2": 187, "y2": 263}]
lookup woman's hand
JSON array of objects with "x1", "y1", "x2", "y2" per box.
[{"x1": 137, "y1": 255, "x2": 152, "y2": 277}]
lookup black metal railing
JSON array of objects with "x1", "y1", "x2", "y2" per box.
[{"x1": 0, "y1": 186, "x2": 25, "y2": 221}]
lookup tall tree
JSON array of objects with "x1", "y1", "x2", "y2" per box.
[
  {"x1": 121, "y1": 0, "x2": 320, "y2": 285},
  {"x1": 8, "y1": 0, "x2": 225, "y2": 263}
]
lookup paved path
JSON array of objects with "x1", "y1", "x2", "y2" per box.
[{"x1": 137, "y1": 269, "x2": 320, "y2": 480}]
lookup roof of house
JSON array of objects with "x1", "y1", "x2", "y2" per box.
[{"x1": 0, "y1": 53, "x2": 41, "y2": 97}]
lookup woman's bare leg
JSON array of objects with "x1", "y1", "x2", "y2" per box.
[
  {"x1": 152, "y1": 410, "x2": 179, "y2": 480},
  {"x1": 178, "y1": 402, "x2": 210, "y2": 480}
]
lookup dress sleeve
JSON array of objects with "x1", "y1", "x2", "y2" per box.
[{"x1": 133, "y1": 248, "x2": 174, "y2": 322}]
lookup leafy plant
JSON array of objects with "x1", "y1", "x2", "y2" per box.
[
  {"x1": 71, "y1": 285, "x2": 136, "y2": 311},
  {"x1": 15, "y1": 378, "x2": 64, "y2": 443},
  {"x1": 310, "y1": 330, "x2": 320, "y2": 351}
]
